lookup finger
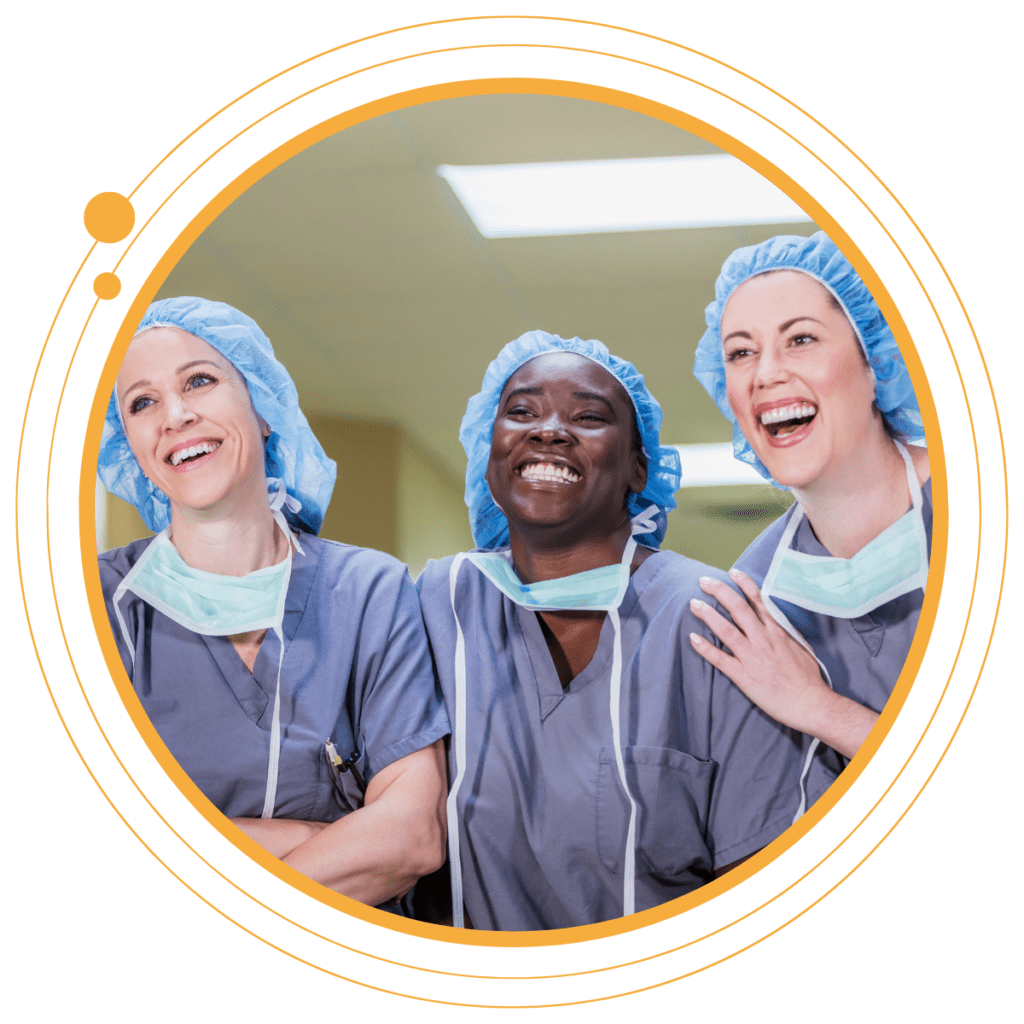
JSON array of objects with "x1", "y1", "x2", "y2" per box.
[
  {"x1": 688, "y1": 631, "x2": 743, "y2": 683},
  {"x1": 689, "y1": 597, "x2": 749, "y2": 652},
  {"x1": 727, "y1": 568, "x2": 771, "y2": 626},
  {"x1": 698, "y1": 575, "x2": 764, "y2": 638}
]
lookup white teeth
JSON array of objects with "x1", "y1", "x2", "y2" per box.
[
  {"x1": 759, "y1": 403, "x2": 817, "y2": 426},
  {"x1": 519, "y1": 462, "x2": 580, "y2": 483},
  {"x1": 170, "y1": 441, "x2": 220, "y2": 466}
]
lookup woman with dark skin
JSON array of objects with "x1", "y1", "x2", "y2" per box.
[{"x1": 416, "y1": 331, "x2": 802, "y2": 931}]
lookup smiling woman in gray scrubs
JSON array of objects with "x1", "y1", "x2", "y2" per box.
[
  {"x1": 416, "y1": 330, "x2": 803, "y2": 931},
  {"x1": 690, "y1": 232, "x2": 931, "y2": 813},
  {"x1": 97, "y1": 297, "x2": 449, "y2": 911}
]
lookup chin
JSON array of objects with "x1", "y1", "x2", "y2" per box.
[{"x1": 756, "y1": 451, "x2": 825, "y2": 492}]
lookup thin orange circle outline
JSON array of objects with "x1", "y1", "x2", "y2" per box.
[
  {"x1": 79, "y1": 74, "x2": 949, "y2": 946},
  {"x1": 41, "y1": 88, "x2": 999, "y2": 999},
  {"x1": 49, "y1": 66, "x2": 983, "y2": 966},
  {"x1": 14, "y1": 18, "x2": 999, "y2": 1007},
  {"x1": 70, "y1": 74, "x2": 966, "y2": 966}
]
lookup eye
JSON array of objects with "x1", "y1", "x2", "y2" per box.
[
  {"x1": 575, "y1": 410, "x2": 608, "y2": 423},
  {"x1": 128, "y1": 395, "x2": 153, "y2": 414},
  {"x1": 724, "y1": 346, "x2": 754, "y2": 363},
  {"x1": 186, "y1": 372, "x2": 217, "y2": 390},
  {"x1": 790, "y1": 332, "x2": 817, "y2": 347}
]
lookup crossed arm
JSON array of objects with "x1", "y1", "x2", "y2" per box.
[
  {"x1": 231, "y1": 738, "x2": 447, "y2": 906},
  {"x1": 688, "y1": 570, "x2": 878, "y2": 760}
]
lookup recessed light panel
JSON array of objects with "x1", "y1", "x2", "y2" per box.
[{"x1": 437, "y1": 155, "x2": 812, "y2": 238}]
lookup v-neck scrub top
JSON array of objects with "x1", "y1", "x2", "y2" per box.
[
  {"x1": 100, "y1": 535, "x2": 450, "y2": 822},
  {"x1": 417, "y1": 550, "x2": 804, "y2": 931},
  {"x1": 734, "y1": 480, "x2": 933, "y2": 809}
]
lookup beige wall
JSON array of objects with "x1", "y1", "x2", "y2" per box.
[
  {"x1": 102, "y1": 491, "x2": 153, "y2": 551},
  {"x1": 397, "y1": 439, "x2": 474, "y2": 579},
  {"x1": 308, "y1": 416, "x2": 400, "y2": 553}
]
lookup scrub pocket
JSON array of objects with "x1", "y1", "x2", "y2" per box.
[{"x1": 596, "y1": 746, "x2": 715, "y2": 881}]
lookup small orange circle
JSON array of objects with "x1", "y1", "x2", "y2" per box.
[
  {"x1": 84, "y1": 192, "x2": 135, "y2": 243},
  {"x1": 93, "y1": 273, "x2": 121, "y2": 300}
]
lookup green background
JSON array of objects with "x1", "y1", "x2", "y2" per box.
[{"x1": 6, "y1": 4, "x2": 1015, "y2": 1019}]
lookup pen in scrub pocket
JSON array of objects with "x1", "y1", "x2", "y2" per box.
[{"x1": 325, "y1": 739, "x2": 367, "y2": 795}]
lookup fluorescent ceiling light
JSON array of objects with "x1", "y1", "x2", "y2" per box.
[
  {"x1": 672, "y1": 443, "x2": 769, "y2": 488},
  {"x1": 437, "y1": 155, "x2": 812, "y2": 238}
]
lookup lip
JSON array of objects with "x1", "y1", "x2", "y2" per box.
[
  {"x1": 752, "y1": 397, "x2": 818, "y2": 450},
  {"x1": 164, "y1": 436, "x2": 223, "y2": 473}
]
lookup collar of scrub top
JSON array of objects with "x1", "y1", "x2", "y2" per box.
[
  {"x1": 444, "y1": 504, "x2": 661, "y2": 928},
  {"x1": 112, "y1": 478, "x2": 303, "y2": 819}
]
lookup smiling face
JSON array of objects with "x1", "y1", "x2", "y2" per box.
[
  {"x1": 721, "y1": 270, "x2": 881, "y2": 491},
  {"x1": 484, "y1": 352, "x2": 646, "y2": 546},
  {"x1": 116, "y1": 326, "x2": 269, "y2": 517}
]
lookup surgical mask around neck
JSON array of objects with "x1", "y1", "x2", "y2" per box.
[
  {"x1": 762, "y1": 441, "x2": 929, "y2": 619},
  {"x1": 444, "y1": 505, "x2": 661, "y2": 927},
  {"x1": 112, "y1": 477, "x2": 304, "y2": 819}
]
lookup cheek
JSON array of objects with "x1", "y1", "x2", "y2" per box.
[{"x1": 724, "y1": 369, "x2": 751, "y2": 422}]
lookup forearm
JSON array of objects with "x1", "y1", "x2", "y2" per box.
[
  {"x1": 282, "y1": 798, "x2": 443, "y2": 905},
  {"x1": 231, "y1": 817, "x2": 328, "y2": 858},
  {"x1": 283, "y1": 741, "x2": 447, "y2": 905}
]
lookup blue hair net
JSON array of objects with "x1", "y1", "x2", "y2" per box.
[
  {"x1": 693, "y1": 231, "x2": 925, "y2": 485},
  {"x1": 98, "y1": 296, "x2": 336, "y2": 535},
  {"x1": 461, "y1": 330, "x2": 682, "y2": 549}
]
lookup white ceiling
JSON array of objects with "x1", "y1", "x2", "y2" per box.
[{"x1": 159, "y1": 93, "x2": 818, "y2": 492}]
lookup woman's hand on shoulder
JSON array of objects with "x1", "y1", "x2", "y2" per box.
[{"x1": 687, "y1": 570, "x2": 877, "y2": 759}]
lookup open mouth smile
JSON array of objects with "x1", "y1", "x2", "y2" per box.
[
  {"x1": 168, "y1": 440, "x2": 222, "y2": 468},
  {"x1": 516, "y1": 461, "x2": 581, "y2": 484},
  {"x1": 758, "y1": 402, "x2": 817, "y2": 440}
]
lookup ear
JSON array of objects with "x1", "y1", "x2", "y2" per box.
[
  {"x1": 258, "y1": 414, "x2": 271, "y2": 439},
  {"x1": 628, "y1": 449, "x2": 648, "y2": 495}
]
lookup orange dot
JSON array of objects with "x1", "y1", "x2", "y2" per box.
[
  {"x1": 94, "y1": 273, "x2": 121, "y2": 300},
  {"x1": 84, "y1": 192, "x2": 135, "y2": 243}
]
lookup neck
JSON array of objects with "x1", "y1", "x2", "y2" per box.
[
  {"x1": 794, "y1": 434, "x2": 925, "y2": 558},
  {"x1": 168, "y1": 483, "x2": 288, "y2": 576},
  {"x1": 507, "y1": 519, "x2": 633, "y2": 583}
]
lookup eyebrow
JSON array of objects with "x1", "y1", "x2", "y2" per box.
[
  {"x1": 722, "y1": 315, "x2": 826, "y2": 344},
  {"x1": 120, "y1": 359, "x2": 222, "y2": 400}
]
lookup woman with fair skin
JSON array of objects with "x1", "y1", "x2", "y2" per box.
[
  {"x1": 99, "y1": 297, "x2": 448, "y2": 910},
  {"x1": 690, "y1": 233, "x2": 930, "y2": 811},
  {"x1": 416, "y1": 331, "x2": 803, "y2": 931}
]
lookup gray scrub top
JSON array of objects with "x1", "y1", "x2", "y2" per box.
[
  {"x1": 734, "y1": 479, "x2": 933, "y2": 808},
  {"x1": 417, "y1": 550, "x2": 804, "y2": 931},
  {"x1": 100, "y1": 535, "x2": 450, "y2": 822}
]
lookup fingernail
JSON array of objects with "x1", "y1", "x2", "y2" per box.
[
  {"x1": 690, "y1": 598, "x2": 707, "y2": 610},
  {"x1": 729, "y1": 568, "x2": 745, "y2": 580},
  {"x1": 699, "y1": 575, "x2": 715, "y2": 585},
  {"x1": 689, "y1": 632, "x2": 704, "y2": 645}
]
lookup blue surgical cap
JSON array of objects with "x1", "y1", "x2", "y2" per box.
[
  {"x1": 461, "y1": 330, "x2": 682, "y2": 549},
  {"x1": 693, "y1": 231, "x2": 925, "y2": 485},
  {"x1": 99, "y1": 296, "x2": 337, "y2": 535}
]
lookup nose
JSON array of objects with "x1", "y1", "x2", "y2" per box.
[
  {"x1": 163, "y1": 392, "x2": 198, "y2": 432},
  {"x1": 528, "y1": 410, "x2": 572, "y2": 444},
  {"x1": 752, "y1": 344, "x2": 790, "y2": 390}
]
